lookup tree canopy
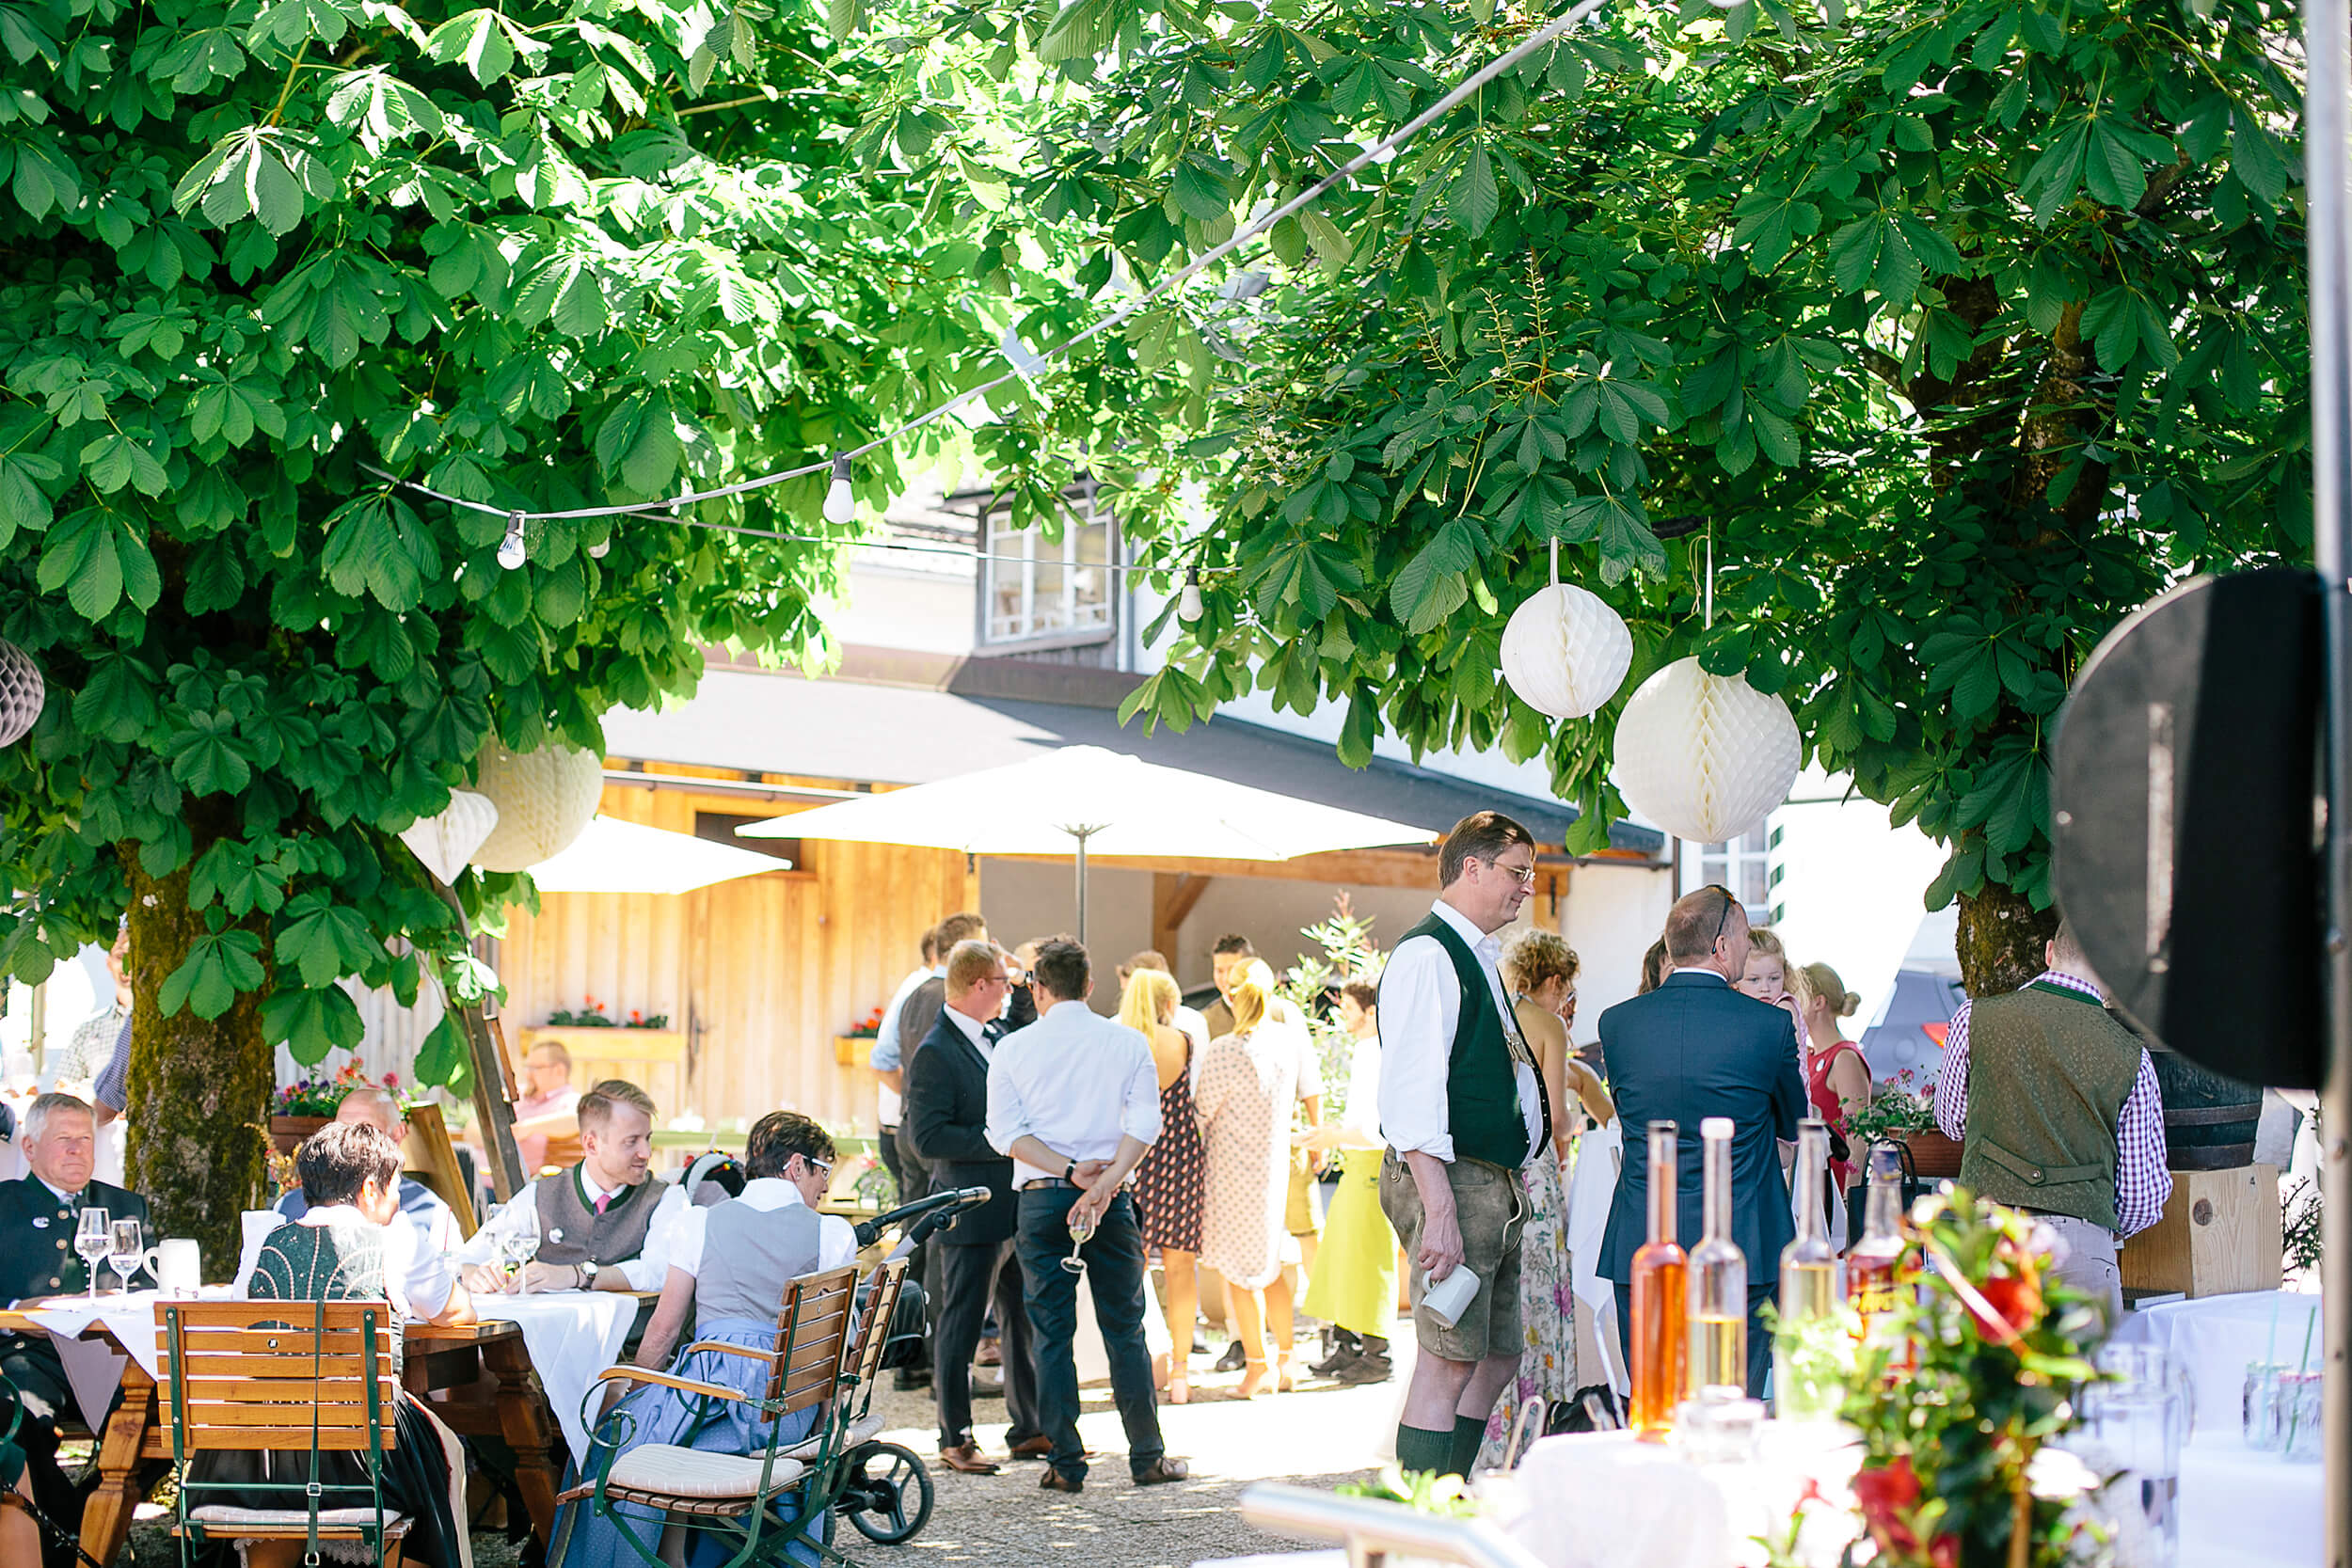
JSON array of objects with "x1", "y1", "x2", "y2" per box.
[{"x1": 879, "y1": 0, "x2": 2308, "y2": 982}]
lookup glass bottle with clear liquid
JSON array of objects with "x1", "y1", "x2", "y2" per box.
[
  {"x1": 1629, "y1": 1120, "x2": 1687, "y2": 1439},
  {"x1": 1773, "y1": 1119, "x2": 1845, "y2": 1417},
  {"x1": 1846, "y1": 1142, "x2": 1914, "y2": 1376},
  {"x1": 1686, "y1": 1117, "x2": 1747, "y2": 1393}
]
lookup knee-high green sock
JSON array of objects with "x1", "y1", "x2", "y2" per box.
[
  {"x1": 1394, "y1": 1423, "x2": 1454, "y2": 1476},
  {"x1": 1449, "y1": 1414, "x2": 1487, "y2": 1476}
]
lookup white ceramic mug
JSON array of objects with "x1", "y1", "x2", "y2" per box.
[
  {"x1": 144, "y1": 1237, "x2": 201, "y2": 1297},
  {"x1": 1422, "y1": 1263, "x2": 1482, "y2": 1329}
]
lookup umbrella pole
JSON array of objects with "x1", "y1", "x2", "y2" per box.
[{"x1": 1073, "y1": 828, "x2": 1090, "y2": 946}]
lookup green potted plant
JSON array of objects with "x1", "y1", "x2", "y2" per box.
[{"x1": 1845, "y1": 1069, "x2": 1963, "y2": 1178}]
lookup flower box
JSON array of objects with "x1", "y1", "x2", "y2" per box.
[
  {"x1": 267, "y1": 1115, "x2": 329, "y2": 1156},
  {"x1": 1899, "y1": 1129, "x2": 1965, "y2": 1179}
]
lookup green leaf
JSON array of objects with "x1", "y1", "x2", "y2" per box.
[
  {"x1": 1169, "y1": 158, "x2": 1231, "y2": 224},
  {"x1": 413, "y1": 1010, "x2": 472, "y2": 1091},
  {"x1": 425, "y1": 8, "x2": 515, "y2": 84},
  {"x1": 157, "y1": 929, "x2": 264, "y2": 1020},
  {"x1": 261, "y1": 984, "x2": 365, "y2": 1064},
  {"x1": 2084, "y1": 119, "x2": 2148, "y2": 209},
  {"x1": 1390, "y1": 516, "x2": 1481, "y2": 634},
  {"x1": 276, "y1": 891, "x2": 389, "y2": 987},
  {"x1": 1450, "y1": 149, "x2": 1499, "y2": 237}
]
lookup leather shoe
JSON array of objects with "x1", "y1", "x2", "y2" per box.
[
  {"x1": 1007, "y1": 1435, "x2": 1054, "y2": 1460},
  {"x1": 1214, "y1": 1340, "x2": 1247, "y2": 1373},
  {"x1": 1133, "y1": 1458, "x2": 1189, "y2": 1486},
  {"x1": 1040, "y1": 1469, "x2": 1083, "y2": 1494},
  {"x1": 939, "y1": 1444, "x2": 1001, "y2": 1476}
]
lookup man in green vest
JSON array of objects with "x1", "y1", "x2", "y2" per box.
[
  {"x1": 1376, "y1": 812, "x2": 1552, "y2": 1479},
  {"x1": 1933, "y1": 920, "x2": 2171, "y2": 1325}
]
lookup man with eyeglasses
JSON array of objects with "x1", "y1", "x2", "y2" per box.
[
  {"x1": 1596, "y1": 884, "x2": 1809, "y2": 1396},
  {"x1": 903, "y1": 941, "x2": 1045, "y2": 1473},
  {"x1": 1375, "y1": 811, "x2": 1554, "y2": 1480}
]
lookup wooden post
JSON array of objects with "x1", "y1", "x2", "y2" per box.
[
  {"x1": 430, "y1": 877, "x2": 525, "y2": 1201},
  {"x1": 1152, "y1": 872, "x2": 1213, "y2": 971}
]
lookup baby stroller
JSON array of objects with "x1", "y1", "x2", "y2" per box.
[{"x1": 832, "y1": 1185, "x2": 993, "y2": 1547}]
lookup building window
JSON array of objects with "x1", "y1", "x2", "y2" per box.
[
  {"x1": 1682, "y1": 831, "x2": 1772, "y2": 923},
  {"x1": 982, "y1": 484, "x2": 1114, "y2": 643}
]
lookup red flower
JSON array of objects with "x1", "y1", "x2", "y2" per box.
[
  {"x1": 1929, "y1": 1533, "x2": 1960, "y2": 1568},
  {"x1": 1970, "y1": 1272, "x2": 2044, "y2": 1339},
  {"x1": 1854, "y1": 1458, "x2": 1923, "y2": 1558}
]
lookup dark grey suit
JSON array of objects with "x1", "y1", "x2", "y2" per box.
[{"x1": 1597, "y1": 970, "x2": 1807, "y2": 1395}]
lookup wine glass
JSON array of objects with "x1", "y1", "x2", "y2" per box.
[
  {"x1": 497, "y1": 1227, "x2": 538, "y2": 1291},
  {"x1": 74, "y1": 1210, "x2": 112, "y2": 1299},
  {"x1": 107, "y1": 1218, "x2": 145, "y2": 1293},
  {"x1": 1061, "y1": 1210, "x2": 1092, "y2": 1276}
]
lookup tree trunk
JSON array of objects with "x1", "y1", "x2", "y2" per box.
[
  {"x1": 1954, "y1": 881, "x2": 2058, "y2": 998},
  {"x1": 122, "y1": 833, "x2": 271, "y2": 1274}
]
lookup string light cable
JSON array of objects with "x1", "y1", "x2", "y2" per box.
[{"x1": 358, "y1": 0, "x2": 1699, "y2": 565}]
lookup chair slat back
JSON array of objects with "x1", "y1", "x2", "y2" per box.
[
  {"x1": 846, "y1": 1258, "x2": 909, "y2": 1391},
  {"x1": 764, "y1": 1265, "x2": 857, "y2": 1414},
  {"x1": 161, "y1": 1301, "x2": 399, "y2": 1454}
]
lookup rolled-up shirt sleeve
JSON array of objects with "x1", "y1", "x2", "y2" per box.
[
  {"x1": 1933, "y1": 1000, "x2": 1974, "y2": 1141},
  {"x1": 2114, "y1": 1053, "x2": 2172, "y2": 1236},
  {"x1": 1376, "y1": 934, "x2": 1458, "y2": 1162},
  {"x1": 1118, "y1": 1034, "x2": 1163, "y2": 1147},
  {"x1": 619, "y1": 1182, "x2": 691, "y2": 1291}
]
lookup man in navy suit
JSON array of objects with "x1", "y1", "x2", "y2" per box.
[
  {"x1": 1597, "y1": 885, "x2": 1807, "y2": 1396},
  {"x1": 902, "y1": 940, "x2": 1042, "y2": 1473}
]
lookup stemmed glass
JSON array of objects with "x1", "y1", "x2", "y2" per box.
[
  {"x1": 107, "y1": 1219, "x2": 145, "y2": 1293},
  {"x1": 497, "y1": 1225, "x2": 537, "y2": 1291},
  {"x1": 74, "y1": 1210, "x2": 112, "y2": 1300},
  {"x1": 1061, "y1": 1212, "x2": 1092, "y2": 1276}
]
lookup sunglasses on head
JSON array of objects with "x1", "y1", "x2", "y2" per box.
[{"x1": 1705, "y1": 884, "x2": 1738, "y2": 948}]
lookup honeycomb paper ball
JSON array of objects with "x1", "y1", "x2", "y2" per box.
[
  {"x1": 399, "y1": 790, "x2": 501, "y2": 885},
  {"x1": 1612, "y1": 656, "x2": 1801, "y2": 843},
  {"x1": 1500, "y1": 582, "x2": 1633, "y2": 720},
  {"x1": 0, "y1": 639, "x2": 44, "y2": 748},
  {"x1": 469, "y1": 742, "x2": 604, "y2": 872}
]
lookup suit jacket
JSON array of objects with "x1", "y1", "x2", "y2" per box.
[
  {"x1": 0, "y1": 1176, "x2": 151, "y2": 1419},
  {"x1": 1596, "y1": 972, "x2": 1807, "y2": 1285},
  {"x1": 900, "y1": 1010, "x2": 1017, "y2": 1246}
]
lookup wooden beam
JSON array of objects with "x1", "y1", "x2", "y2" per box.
[{"x1": 1152, "y1": 873, "x2": 1215, "y2": 965}]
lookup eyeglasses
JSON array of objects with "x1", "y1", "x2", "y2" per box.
[
  {"x1": 800, "y1": 1155, "x2": 833, "y2": 1180},
  {"x1": 1705, "y1": 884, "x2": 1738, "y2": 949},
  {"x1": 1483, "y1": 858, "x2": 1538, "y2": 886}
]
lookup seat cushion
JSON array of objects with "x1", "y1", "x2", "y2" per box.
[
  {"x1": 185, "y1": 1506, "x2": 412, "y2": 1535},
  {"x1": 606, "y1": 1445, "x2": 805, "y2": 1498},
  {"x1": 782, "y1": 1410, "x2": 884, "y2": 1463}
]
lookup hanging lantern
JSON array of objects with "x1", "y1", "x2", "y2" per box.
[
  {"x1": 398, "y1": 790, "x2": 501, "y2": 885},
  {"x1": 1499, "y1": 546, "x2": 1632, "y2": 720},
  {"x1": 0, "y1": 640, "x2": 44, "y2": 748},
  {"x1": 469, "y1": 742, "x2": 603, "y2": 872},
  {"x1": 1612, "y1": 657, "x2": 1801, "y2": 843}
]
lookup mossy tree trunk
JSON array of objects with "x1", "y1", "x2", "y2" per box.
[
  {"x1": 1955, "y1": 881, "x2": 2058, "y2": 999},
  {"x1": 121, "y1": 818, "x2": 272, "y2": 1271}
]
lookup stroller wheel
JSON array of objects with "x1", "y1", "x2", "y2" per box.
[{"x1": 842, "y1": 1442, "x2": 935, "y2": 1544}]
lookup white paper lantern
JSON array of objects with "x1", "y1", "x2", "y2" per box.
[
  {"x1": 1612, "y1": 656, "x2": 1802, "y2": 843},
  {"x1": 0, "y1": 639, "x2": 45, "y2": 748},
  {"x1": 399, "y1": 790, "x2": 501, "y2": 884},
  {"x1": 1500, "y1": 581, "x2": 1633, "y2": 720},
  {"x1": 469, "y1": 742, "x2": 604, "y2": 872}
]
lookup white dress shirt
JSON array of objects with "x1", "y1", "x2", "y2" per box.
[
  {"x1": 870, "y1": 962, "x2": 938, "y2": 1125},
  {"x1": 1376, "y1": 899, "x2": 1544, "y2": 1164},
  {"x1": 1339, "y1": 1034, "x2": 1383, "y2": 1142},
  {"x1": 449, "y1": 1171, "x2": 689, "y2": 1291},
  {"x1": 986, "y1": 1000, "x2": 1162, "y2": 1189},
  {"x1": 669, "y1": 1176, "x2": 858, "y2": 1278},
  {"x1": 943, "y1": 1006, "x2": 993, "y2": 1061}
]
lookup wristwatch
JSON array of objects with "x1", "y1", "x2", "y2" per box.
[
  {"x1": 1063, "y1": 1161, "x2": 1077, "y2": 1184},
  {"x1": 579, "y1": 1259, "x2": 600, "y2": 1288}
]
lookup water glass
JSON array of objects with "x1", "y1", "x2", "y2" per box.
[
  {"x1": 107, "y1": 1217, "x2": 145, "y2": 1292},
  {"x1": 2242, "y1": 1362, "x2": 2285, "y2": 1450},
  {"x1": 2275, "y1": 1373, "x2": 2322, "y2": 1464},
  {"x1": 73, "y1": 1209, "x2": 113, "y2": 1299},
  {"x1": 2083, "y1": 1344, "x2": 2190, "y2": 1566}
]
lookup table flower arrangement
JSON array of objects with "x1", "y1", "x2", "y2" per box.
[{"x1": 1817, "y1": 1187, "x2": 2107, "y2": 1568}]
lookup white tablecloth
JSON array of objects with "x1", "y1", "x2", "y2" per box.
[
  {"x1": 471, "y1": 1291, "x2": 639, "y2": 1468},
  {"x1": 23, "y1": 1288, "x2": 239, "y2": 1429},
  {"x1": 2110, "y1": 1290, "x2": 2325, "y2": 1566}
]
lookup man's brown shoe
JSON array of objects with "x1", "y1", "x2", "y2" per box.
[
  {"x1": 1007, "y1": 1435, "x2": 1054, "y2": 1460},
  {"x1": 940, "y1": 1444, "x2": 1001, "y2": 1475},
  {"x1": 1040, "y1": 1469, "x2": 1083, "y2": 1494},
  {"x1": 1133, "y1": 1458, "x2": 1189, "y2": 1486}
]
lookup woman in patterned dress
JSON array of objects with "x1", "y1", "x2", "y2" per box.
[
  {"x1": 1192, "y1": 962, "x2": 1299, "y2": 1399},
  {"x1": 1121, "y1": 968, "x2": 1204, "y2": 1404},
  {"x1": 193, "y1": 1121, "x2": 477, "y2": 1568},
  {"x1": 1480, "y1": 932, "x2": 1613, "y2": 1468}
]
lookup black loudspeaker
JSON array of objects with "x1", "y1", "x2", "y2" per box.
[{"x1": 2051, "y1": 567, "x2": 2325, "y2": 1090}]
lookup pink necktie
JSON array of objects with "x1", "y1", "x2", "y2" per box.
[{"x1": 594, "y1": 1193, "x2": 612, "y2": 1215}]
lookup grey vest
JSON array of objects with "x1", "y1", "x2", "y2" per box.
[
  {"x1": 533, "y1": 1168, "x2": 660, "y2": 1267},
  {"x1": 695, "y1": 1198, "x2": 825, "y2": 1322}
]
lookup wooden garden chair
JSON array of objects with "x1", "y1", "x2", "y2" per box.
[
  {"x1": 160, "y1": 1300, "x2": 407, "y2": 1568},
  {"x1": 562, "y1": 1260, "x2": 902, "y2": 1568}
]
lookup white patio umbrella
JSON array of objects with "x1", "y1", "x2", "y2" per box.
[
  {"x1": 529, "y1": 816, "x2": 788, "y2": 895},
  {"x1": 737, "y1": 744, "x2": 1438, "y2": 942}
]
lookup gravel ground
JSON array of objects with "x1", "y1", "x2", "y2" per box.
[{"x1": 104, "y1": 1331, "x2": 1406, "y2": 1568}]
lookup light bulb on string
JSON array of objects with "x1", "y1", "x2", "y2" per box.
[
  {"x1": 1178, "y1": 568, "x2": 1204, "y2": 624},
  {"x1": 823, "y1": 455, "x2": 856, "y2": 525},
  {"x1": 496, "y1": 511, "x2": 528, "y2": 570},
  {"x1": 586, "y1": 531, "x2": 612, "y2": 560}
]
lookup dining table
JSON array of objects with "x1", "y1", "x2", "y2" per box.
[{"x1": 0, "y1": 1289, "x2": 641, "y2": 1568}]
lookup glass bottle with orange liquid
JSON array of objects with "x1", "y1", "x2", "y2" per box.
[
  {"x1": 1629, "y1": 1119, "x2": 1687, "y2": 1439},
  {"x1": 1847, "y1": 1142, "x2": 1915, "y2": 1376},
  {"x1": 1686, "y1": 1117, "x2": 1747, "y2": 1394}
]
